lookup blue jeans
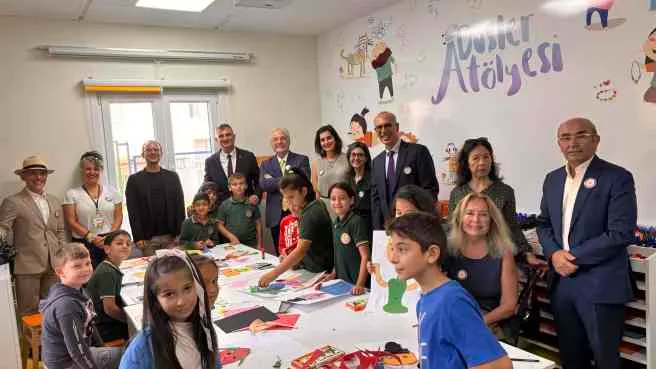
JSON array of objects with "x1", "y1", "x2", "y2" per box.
[{"x1": 586, "y1": 7, "x2": 609, "y2": 28}]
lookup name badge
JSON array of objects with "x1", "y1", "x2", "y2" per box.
[
  {"x1": 404, "y1": 166, "x2": 412, "y2": 175},
  {"x1": 340, "y1": 232, "x2": 351, "y2": 245},
  {"x1": 245, "y1": 209, "x2": 253, "y2": 218},
  {"x1": 584, "y1": 178, "x2": 597, "y2": 189}
]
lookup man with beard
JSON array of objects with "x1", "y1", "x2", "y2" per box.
[{"x1": 125, "y1": 140, "x2": 185, "y2": 256}]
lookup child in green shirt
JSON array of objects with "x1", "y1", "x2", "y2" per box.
[
  {"x1": 179, "y1": 193, "x2": 221, "y2": 250},
  {"x1": 217, "y1": 174, "x2": 263, "y2": 248}
]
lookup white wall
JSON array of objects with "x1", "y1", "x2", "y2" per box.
[
  {"x1": 318, "y1": 0, "x2": 656, "y2": 223},
  {"x1": 0, "y1": 15, "x2": 321, "y2": 199}
]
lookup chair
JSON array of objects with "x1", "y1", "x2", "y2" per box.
[
  {"x1": 21, "y1": 313, "x2": 42, "y2": 368},
  {"x1": 103, "y1": 338, "x2": 126, "y2": 348}
]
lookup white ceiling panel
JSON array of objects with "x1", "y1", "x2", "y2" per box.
[{"x1": 0, "y1": 0, "x2": 401, "y2": 35}]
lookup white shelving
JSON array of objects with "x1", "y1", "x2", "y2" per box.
[{"x1": 522, "y1": 244, "x2": 656, "y2": 367}]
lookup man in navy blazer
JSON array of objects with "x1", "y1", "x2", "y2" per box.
[
  {"x1": 259, "y1": 128, "x2": 310, "y2": 252},
  {"x1": 204, "y1": 124, "x2": 261, "y2": 205},
  {"x1": 371, "y1": 111, "x2": 438, "y2": 229},
  {"x1": 537, "y1": 117, "x2": 637, "y2": 369}
]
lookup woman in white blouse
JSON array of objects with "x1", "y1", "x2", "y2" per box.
[{"x1": 63, "y1": 151, "x2": 123, "y2": 267}]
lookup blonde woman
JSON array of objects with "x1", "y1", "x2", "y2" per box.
[{"x1": 444, "y1": 192, "x2": 518, "y2": 338}]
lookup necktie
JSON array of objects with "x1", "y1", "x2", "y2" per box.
[
  {"x1": 227, "y1": 153, "x2": 234, "y2": 177},
  {"x1": 387, "y1": 151, "x2": 396, "y2": 198},
  {"x1": 279, "y1": 158, "x2": 286, "y2": 174}
]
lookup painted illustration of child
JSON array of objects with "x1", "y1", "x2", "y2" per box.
[
  {"x1": 371, "y1": 41, "x2": 396, "y2": 103},
  {"x1": 367, "y1": 238, "x2": 418, "y2": 313},
  {"x1": 585, "y1": 0, "x2": 614, "y2": 29}
]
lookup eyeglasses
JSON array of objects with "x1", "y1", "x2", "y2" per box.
[
  {"x1": 557, "y1": 132, "x2": 597, "y2": 143},
  {"x1": 374, "y1": 122, "x2": 396, "y2": 133}
]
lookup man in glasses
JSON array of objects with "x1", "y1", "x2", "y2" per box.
[
  {"x1": 537, "y1": 117, "x2": 636, "y2": 369},
  {"x1": 371, "y1": 111, "x2": 438, "y2": 229},
  {"x1": 0, "y1": 156, "x2": 65, "y2": 315}
]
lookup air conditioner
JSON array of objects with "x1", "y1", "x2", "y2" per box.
[{"x1": 41, "y1": 46, "x2": 253, "y2": 63}]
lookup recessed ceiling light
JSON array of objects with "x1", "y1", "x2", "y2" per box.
[{"x1": 135, "y1": 0, "x2": 216, "y2": 13}]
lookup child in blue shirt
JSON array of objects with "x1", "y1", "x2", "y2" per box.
[{"x1": 385, "y1": 212, "x2": 511, "y2": 369}]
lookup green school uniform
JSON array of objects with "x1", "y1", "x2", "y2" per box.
[
  {"x1": 333, "y1": 211, "x2": 369, "y2": 285},
  {"x1": 298, "y1": 200, "x2": 334, "y2": 273},
  {"x1": 217, "y1": 197, "x2": 260, "y2": 246},
  {"x1": 179, "y1": 215, "x2": 221, "y2": 248},
  {"x1": 86, "y1": 260, "x2": 128, "y2": 341}
]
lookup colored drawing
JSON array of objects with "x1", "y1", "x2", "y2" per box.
[
  {"x1": 594, "y1": 80, "x2": 617, "y2": 102},
  {"x1": 119, "y1": 257, "x2": 149, "y2": 269},
  {"x1": 585, "y1": 0, "x2": 625, "y2": 31},
  {"x1": 371, "y1": 40, "x2": 396, "y2": 104},
  {"x1": 643, "y1": 27, "x2": 656, "y2": 103},
  {"x1": 438, "y1": 142, "x2": 459, "y2": 185},
  {"x1": 340, "y1": 33, "x2": 373, "y2": 79},
  {"x1": 366, "y1": 231, "x2": 419, "y2": 314},
  {"x1": 219, "y1": 347, "x2": 250, "y2": 366},
  {"x1": 220, "y1": 262, "x2": 274, "y2": 278},
  {"x1": 286, "y1": 280, "x2": 354, "y2": 305},
  {"x1": 245, "y1": 270, "x2": 325, "y2": 298},
  {"x1": 348, "y1": 107, "x2": 377, "y2": 147}
]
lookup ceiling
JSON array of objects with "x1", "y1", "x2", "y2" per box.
[{"x1": 0, "y1": 0, "x2": 400, "y2": 35}]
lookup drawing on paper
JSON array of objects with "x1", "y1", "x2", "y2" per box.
[{"x1": 367, "y1": 231, "x2": 419, "y2": 314}]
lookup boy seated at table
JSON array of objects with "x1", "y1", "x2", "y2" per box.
[
  {"x1": 217, "y1": 173, "x2": 262, "y2": 249},
  {"x1": 41, "y1": 243, "x2": 121, "y2": 369},
  {"x1": 384, "y1": 212, "x2": 512, "y2": 369},
  {"x1": 179, "y1": 192, "x2": 221, "y2": 250},
  {"x1": 86, "y1": 230, "x2": 132, "y2": 342}
]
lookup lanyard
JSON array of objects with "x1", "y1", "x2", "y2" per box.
[{"x1": 82, "y1": 185, "x2": 101, "y2": 210}]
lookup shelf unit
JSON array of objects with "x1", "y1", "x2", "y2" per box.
[{"x1": 520, "y1": 244, "x2": 656, "y2": 368}]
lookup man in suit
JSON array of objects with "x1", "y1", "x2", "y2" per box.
[
  {"x1": 204, "y1": 124, "x2": 261, "y2": 206},
  {"x1": 0, "y1": 156, "x2": 65, "y2": 315},
  {"x1": 371, "y1": 111, "x2": 438, "y2": 229},
  {"x1": 259, "y1": 128, "x2": 311, "y2": 252},
  {"x1": 537, "y1": 117, "x2": 637, "y2": 369}
]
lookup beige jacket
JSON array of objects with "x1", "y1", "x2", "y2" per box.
[{"x1": 0, "y1": 188, "x2": 65, "y2": 274}]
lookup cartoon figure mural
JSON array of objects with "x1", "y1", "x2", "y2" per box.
[
  {"x1": 594, "y1": 80, "x2": 618, "y2": 102},
  {"x1": 585, "y1": 0, "x2": 614, "y2": 30},
  {"x1": 371, "y1": 41, "x2": 396, "y2": 103},
  {"x1": 644, "y1": 27, "x2": 656, "y2": 103},
  {"x1": 340, "y1": 33, "x2": 372, "y2": 78},
  {"x1": 438, "y1": 142, "x2": 459, "y2": 185},
  {"x1": 651, "y1": 0, "x2": 656, "y2": 11},
  {"x1": 348, "y1": 107, "x2": 377, "y2": 147},
  {"x1": 368, "y1": 234, "x2": 418, "y2": 314}
]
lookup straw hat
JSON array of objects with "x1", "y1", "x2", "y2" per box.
[{"x1": 14, "y1": 156, "x2": 55, "y2": 175}]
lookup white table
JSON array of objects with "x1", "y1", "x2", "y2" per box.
[{"x1": 122, "y1": 245, "x2": 555, "y2": 369}]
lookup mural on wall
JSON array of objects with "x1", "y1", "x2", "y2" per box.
[
  {"x1": 371, "y1": 40, "x2": 397, "y2": 104},
  {"x1": 467, "y1": 0, "x2": 484, "y2": 9},
  {"x1": 432, "y1": 14, "x2": 564, "y2": 105},
  {"x1": 340, "y1": 33, "x2": 373, "y2": 79},
  {"x1": 426, "y1": 0, "x2": 441, "y2": 17},
  {"x1": 594, "y1": 80, "x2": 617, "y2": 102},
  {"x1": 585, "y1": 0, "x2": 620, "y2": 30},
  {"x1": 438, "y1": 142, "x2": 459, "y2": 185},
  {"x1": 643, "y1": 27, "x2": 656, "y2": 103},
  {"x1": 348, "y1": 107, "x2": 377, "y2": 147}
]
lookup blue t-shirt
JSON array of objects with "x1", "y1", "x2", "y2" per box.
[{"x1": 416, "y1": 280, "x2": 506, "y2": 369}]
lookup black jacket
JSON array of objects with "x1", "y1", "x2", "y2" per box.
[
  {"x1": 204, "y1": 147, "x2": 261, "y2": 204},
  {"x1": 125, "y1": 168, "x2": 186, "y2": 242}
]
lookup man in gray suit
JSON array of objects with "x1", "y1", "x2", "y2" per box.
[{"x1": 0, "y1": 156, "x2": 65, "y2": 315}]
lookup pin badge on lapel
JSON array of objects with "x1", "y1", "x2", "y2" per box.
[
  {"x1": 264, "y1": 174, "x2": 273, "y2": 179},
  {"x1": 358, "y1": 191, "x2": 364, "y2": 198},
  {"x1": 584, "y1": 178, "x2": 597, "y2": 189},
  {"x1": 340, "y1": 232, "x2": 351, "y2": 245},
  {"x1": 403, "y1": 166, "x2": 412, "y2": 175}
]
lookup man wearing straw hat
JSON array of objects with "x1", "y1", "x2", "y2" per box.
[{"x1": 0, "y1": 155, "x2": 65, "y2": 315}]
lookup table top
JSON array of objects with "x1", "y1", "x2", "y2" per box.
[{"x1": 121, "y1": 245, "x2": 555, "y2": 369}]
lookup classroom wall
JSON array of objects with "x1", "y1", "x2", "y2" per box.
[
  {"x1": 0, "y1": 15, "x2": 321, "y2": 199},
  {"x1": 318, "y1": 0, "x2": 656, "y2": 223}
]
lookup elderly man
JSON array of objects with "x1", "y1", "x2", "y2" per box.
[
  {"x1": 259, "y1": 128, "x2": 310, "y2": 252},
  {"x1": 126, "y1": 140, "x2": 186, "y2": 256},
  {"x1": 0, "y1": 156, "x2": 64, "y2": 315},
  {"x1": 371, "y1": 111, "x2": 438, "y2": 229},
  {"x1": 537, "y1": 118, "x2": 637, "y2": 369},
  {"x1": 204, "y1": 124, "x2": 261, "y2": 205}
]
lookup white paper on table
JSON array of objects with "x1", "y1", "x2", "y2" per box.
[
  {"x1": 241, "y1": 270, "x2": 324, "y2": 299},
  {"x1": 365, "y1": 231, "x2": 420, "y2": 316},
  {"x1": 121, "y1": 284, "x2": 145, "y2": 306}
]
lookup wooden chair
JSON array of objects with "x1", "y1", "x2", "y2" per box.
[
  {"x1": 21, "y1": 313, "x2": 42, "y2": 368},
  {"x1": 103, "y1": 338, "x2": 125, "y2": 348}
]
